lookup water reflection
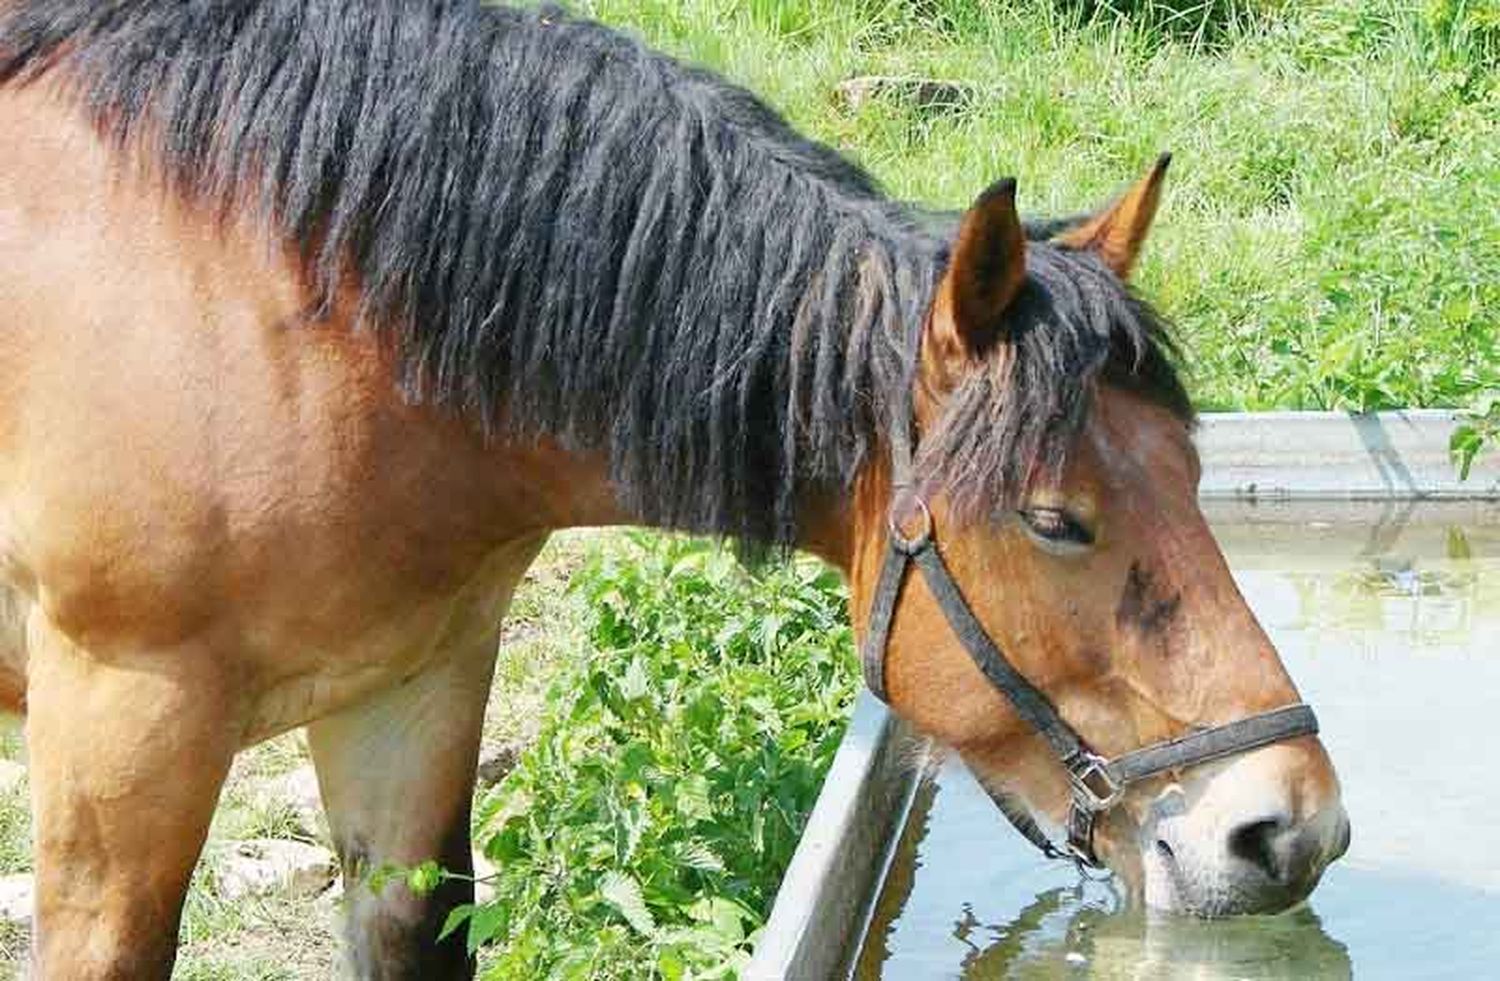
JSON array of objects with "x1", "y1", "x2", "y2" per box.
[
  {"x1": 1283, "y1": 559, "x2": 1483, "y2": 645},
  {"x1": 1233, "y1": 525, "x2": 1500, "y2": 657},
  {"x1": 955, "y1": 891, "x2": 1352, "y2": 980}
]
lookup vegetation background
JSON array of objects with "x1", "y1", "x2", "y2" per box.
[{"x1": 2, "y1": 1, "x2": 1496, "y2": 979}]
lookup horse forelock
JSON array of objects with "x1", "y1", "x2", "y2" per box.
[
  {"x1": 921, "y1": 239, "x2": 1195, "y2": 521},
  {"x1": 0, "y1": 0, "x2": 1189, "y2": 549}
]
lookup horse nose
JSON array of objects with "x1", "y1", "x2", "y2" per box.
[
  {"x1": 1225, "y1": 805, "x2": 1350, "y2": 899},
  {"x1": 1141, "y1": 740, "x2": 1348, "y2": 914},
  {"x1": 1227, "y1": 816, "x2": 1288, "y2": 881}
]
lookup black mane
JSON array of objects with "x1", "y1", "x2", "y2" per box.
[{"x1": 0, "y1": 0, "x2": 1190, "y2": 547}]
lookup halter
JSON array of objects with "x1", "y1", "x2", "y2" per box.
[{"x1": 859, "y1": 394, "x2": 1319, "y2": 868}]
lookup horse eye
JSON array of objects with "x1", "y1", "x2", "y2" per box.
[{"x1": 1019, "y1": 507, "x2": 1095, "y2": 546}]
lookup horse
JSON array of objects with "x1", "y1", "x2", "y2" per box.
[{"x1": 0, "y1": 1, "x2": 1348, "y2": 977}]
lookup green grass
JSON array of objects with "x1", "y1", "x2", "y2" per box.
[{"x1": 571, "y1": 0, "x2": 1499, "y2": 416}]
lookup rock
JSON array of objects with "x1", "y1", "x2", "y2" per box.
[
  {"x1": 0, "y1": 759, "x2": 25, "y2": 795},
  {"x1": 477, "y1": 742, "x2": 524, "y2": 786},
  {"x1": 216, "y1": 839, "x2": 337, "y2": 901},
  {"x1": 472, "y1": 850, "x2": 497, "y2": 906},
  {"x1": 0, "y1": 872, "x2": 33, "y2": 927},
  {"x1": 315, "y1": 877, "x2": 345, "y2": 912},
  {"x1": 834, "y1": 75, "x2": 976, "y2": 115},
  {"x1": 258, "y1": 765, "x2": 327, "y2": 842}
]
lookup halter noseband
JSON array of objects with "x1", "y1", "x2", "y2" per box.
[{"x1": 859, "y1": 402, "x2": 1319, "y2": 868}]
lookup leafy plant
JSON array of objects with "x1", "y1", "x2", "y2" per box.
[
  {"x1": 1452, "y1": 394, "x2": 1500, "y2": 480},
  {"x1": 455, "y1": 533, "x2": 858, "y2": 979}
]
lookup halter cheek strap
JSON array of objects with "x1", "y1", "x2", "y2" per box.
[{"x1": 860, "y1": 392, "x2": 1319, "y2": 867}]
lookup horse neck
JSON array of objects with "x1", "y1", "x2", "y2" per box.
[
  {"x1": 483, "y1": 208, "x2": 940, "y2": 573},
  {"x1": 504, "y1": 437, "x2": 862, "y2": 573}
]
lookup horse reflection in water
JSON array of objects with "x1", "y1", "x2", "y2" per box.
[{"x1": 953, "y1": 889, "x2": 1351, "y2": 980}]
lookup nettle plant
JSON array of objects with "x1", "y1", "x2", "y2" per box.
[
  {"x1": 439, "y1": 533, "x2": 857, "y2": 979},
  {"x1": 1453, "y1": 394, "x2": 1500, "y2": 480}
]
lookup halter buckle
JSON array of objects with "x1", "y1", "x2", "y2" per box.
[{"x1": 1067, "y1": 752, "x2": 1124, "y2": 813}]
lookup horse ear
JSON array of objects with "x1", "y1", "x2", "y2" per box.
[
  {"x1": 930, "y1": 177, "x2": 1027, "y2": 365},
  {"x1": 1053, "y1": 152, "x2": 1171, "y2": 279}
]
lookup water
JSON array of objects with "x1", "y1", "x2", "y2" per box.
[{"x1": 856, "y1": 505, "x2": 1500, "y2": 980}]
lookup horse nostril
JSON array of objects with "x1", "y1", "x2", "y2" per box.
[{"x1": 1227, "y1": 817, "x2": 1286, "y2": 882}]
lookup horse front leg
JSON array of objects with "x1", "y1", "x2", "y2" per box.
[
  {"x1": 308, "y1": 642, "x2": 497, "y2": 981},
  {"x1": 24, "y1": 611, "x2": 239, "y2": 979},
  {"x1": 308, "y1": 532, "x2": 546, "y2": 981}
]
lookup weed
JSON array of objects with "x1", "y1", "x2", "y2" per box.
[{"x1": 461, "y1": 533, "x2": 857, "y2": 979}]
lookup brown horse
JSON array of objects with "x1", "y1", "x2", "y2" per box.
[{"x1": 0, "y1": 2, "x2": 1347, "y2": 977}]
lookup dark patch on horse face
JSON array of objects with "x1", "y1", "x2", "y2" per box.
[{"x1": 1116, "y1": 561, "x2": 1181, "y2": 637}]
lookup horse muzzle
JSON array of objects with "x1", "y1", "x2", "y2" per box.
[{"x1": 1132, "y1": 742, "x2": 1351, "y2": 916}]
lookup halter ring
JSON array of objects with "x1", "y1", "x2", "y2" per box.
[{"x1": 888, "y1": 494, "x2": 933, "y2": 555}]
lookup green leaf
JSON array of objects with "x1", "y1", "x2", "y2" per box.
[
  {"x1": 1452, "y1": 423, "x2": 1484, "y2": 480},
  {"x1": 599, "y1": 870, "x2": 656, "y2": 937},
  {"x1": 687, "y1": 897, "x2": 748, "y2": 945},
  {"x1": 675, "y1": 774, "x2": 714, "y2": 825},
  {"x1": 365, "y1": 862, "x2": 402, "y2": 898},
  {"x1": 407, "y1": 860, "x2": 443, "y2": 897},
  {"x1": 677, "y1": 839, "x2": 725, "y2": 873},
  {"x1": 438, "y1": 903, "x2": 475, "y2": 942},
  {"x1": 619, "y1": 655, "x2": 651, "y2": 701},
  {"x1": 466, "y1": 902, "x2": 506, "y2": 954},
  {"x1": 657, "y1": 947, "x2": 687, "y2": 981}
]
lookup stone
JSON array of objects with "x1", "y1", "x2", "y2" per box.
[
  {"x1": 477, "y1": 742, "x2": 524, "y2": 787},
  {"x1": 258, "y1": 765, "x2": 327, "y2": 842},
  {"x1": 0, "y1": 872, "x2": 33, "y2": 927},
  {"x1": 216, "y1": 839, "x2": 337, "y2": 901},
  {"x1": 0, "y1": 759, "x2": 25, "y2": 796}
]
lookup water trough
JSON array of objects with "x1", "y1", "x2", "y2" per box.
[{"x1": 747, "y1": 410, "x2": 1500, "y2": 980}]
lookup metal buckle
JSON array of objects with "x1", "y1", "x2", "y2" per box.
[
  {"x1": 888, "y1": 493, "x2": 933, "y2": 555},
  {"x1": 1064, "y1": 804, "x2": 1110, "y2": 873},
  {"x1": 1067, "y1": 753, "x2": 1124, "y2": 813}
]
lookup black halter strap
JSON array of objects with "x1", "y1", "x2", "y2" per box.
[{"x1": 860, "y1": 390, "x2": 1319, "y2": 867}]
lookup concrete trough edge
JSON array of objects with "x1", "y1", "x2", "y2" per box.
[
  {"x1": 746, "y1": 692, "x2": 923, "y2": 981},
  {"x1": 748, "y1": 410, "x2": 1497, "y2": 980},
  {"x1": 1195, "y1": 409, "x2": 1498, "y2": 500}
]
